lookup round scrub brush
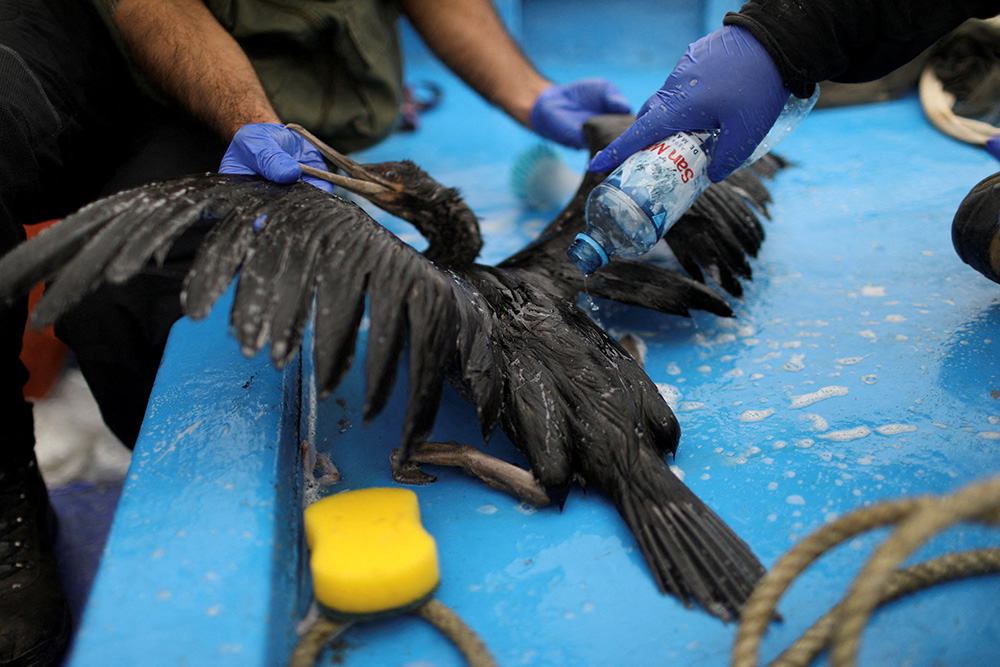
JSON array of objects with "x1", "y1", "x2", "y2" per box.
[{"x1": 509, "y1": 143, "x2": 581, "y2": 211}]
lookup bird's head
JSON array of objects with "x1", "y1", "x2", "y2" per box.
[{"x1": 288, "y1": 124, "x2": 482, "y2": 266}]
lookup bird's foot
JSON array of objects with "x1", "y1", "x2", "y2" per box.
[
  {"x1": 391, "y1": 441, "x2": 550, "y2": 507},
  {"x1": 391, "y1": 448, "x2": 438, "y2": 485}
]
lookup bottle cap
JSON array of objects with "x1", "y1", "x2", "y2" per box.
[{"x1": 567, "y1": 233, "x2": 608, "y2": 274}]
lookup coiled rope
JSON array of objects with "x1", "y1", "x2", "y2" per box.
[{"x1": 733, "y1": 474, "x2": 1000, "y2": 667}]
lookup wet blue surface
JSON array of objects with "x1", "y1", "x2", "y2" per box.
[{"x1": 65, "y1": 2, "x2": 1000, "y2": 666}]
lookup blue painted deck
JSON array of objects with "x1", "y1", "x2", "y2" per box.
[{"x1": 64, "y1": 2, "x2": 1000, "y2": 665}]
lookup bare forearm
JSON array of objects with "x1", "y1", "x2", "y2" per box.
[
  {"x1": 402, "y1": 0, "x2": 550, "y2": 126},
  {"x1": 110, "y1": 0, "x2": 278, "y2": 141}
]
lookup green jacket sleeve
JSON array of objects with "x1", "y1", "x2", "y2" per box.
[{"x1": 724, "y1": 0, "x2": 1000, "y2": 97}]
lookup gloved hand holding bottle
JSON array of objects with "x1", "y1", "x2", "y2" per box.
[
  {"x1": 589, "y1": 25, "x2": 793, "y2": 182},
  {"x1": 531, "y1": 78, "x2": 631, "y2": 149},
  {"x1": 570, "y1": 25, "x2": 815, "y2": 275},
  {"x1": 219, "y1": 123, "x2": 335, "y2": 194}
]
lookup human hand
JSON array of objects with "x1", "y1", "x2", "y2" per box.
[
  {"x1": 219, "y1": 123, "x2": 334, "y2": 193},
  {"x1": 530, "y1": 78, "x2": 631, "y2": 149},
  {"x1": 987, "y1": 135, "x2": 1000, "y2": 161},
  {"x1": 589, "y1": 25, "x2": 790, "y2": 182}
]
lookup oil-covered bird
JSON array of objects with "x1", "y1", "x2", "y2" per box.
[{"x1": 0, "y1": 115, "x2": 785, "y2": 620}]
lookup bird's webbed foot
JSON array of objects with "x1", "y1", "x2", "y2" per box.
[{"x1": 391, "y1": 441, "x2": 550, "y2": 507}]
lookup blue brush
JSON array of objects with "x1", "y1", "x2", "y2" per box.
[{"x1": 509, "y1": 143, "x2": 581, "y2": 211}]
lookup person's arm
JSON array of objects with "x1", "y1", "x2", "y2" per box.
[
  {"x1": 401, "y1": 0, "x2": 630, "y2": 148},
  {"x1": 108, "y1": 0, "x2": 330, "y2": 189},
  {"x1": 110, "y1": 0, "x2": 278, "y2": 141},
  {"x1": 726, "y1": 0, "x2": 1000, "y2": 98},
  {"x1": 401, "y1": 0, "x2": 548, "y2": 127}
]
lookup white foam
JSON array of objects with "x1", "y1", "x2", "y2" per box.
[
  {"x1": 836, "y1": 355, "x2": 868, "y2": 365},
  {"x1": 655, "y1": 383, "x2": 682, "y2": 410},
  {"x1": 861, "y1": 285, "x2": 887, "y2": 297},
  {"x1": 739, "y1": 408, "x2": 775, "y2": 422},
  {"x1": 784, "y1": 354, "x2": 806, "y2": 372},
  {"x1": 817, "y1": 426, "x2": 872, "y2": 442},
  {"x1": 790, "y1": 385, "x2": 849, "y2": 409},
  {"x1": 804, "y1": 413, "x2": 829, "y2": 431},
  {"x1": 875, "y1": 424, "x2": 917, "y2": 436}
]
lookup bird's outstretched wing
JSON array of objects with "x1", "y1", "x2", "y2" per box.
[{"x1": 0, "y1": 173, "x2": 501, "y2": 457}]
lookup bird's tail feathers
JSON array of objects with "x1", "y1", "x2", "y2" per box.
[{"x1": 615, "y1": 455, "x2": 765, "y2": 622}]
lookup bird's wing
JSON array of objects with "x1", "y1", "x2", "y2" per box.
[
  {"x1": 0, "y1": 173, "x2": 503, "y2": 456},
  {"x1": 498, "y1": 114, "x2": 787, "y2": 307}
]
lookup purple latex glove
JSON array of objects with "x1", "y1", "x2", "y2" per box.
[
  {"x1": 589, "y1": 25, "x2": 790, "y2": 182},
  {"x1": 987, "y1": 135, "x2": 1000, "y2": 161},
  {"x1": 219, "y1": 123, "x2": 334, "y2": 194},
  {"x1": 530, "y1": 78, "x2": 631, "y2": 149}
]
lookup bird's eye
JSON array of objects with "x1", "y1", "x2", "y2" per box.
[{"x1": 384, "y1": 170, "x2": 398, "y2": 180}]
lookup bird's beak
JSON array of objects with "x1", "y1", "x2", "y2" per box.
[{"x1": 286, "y1": 123, "x2": 400, "y2": 197}]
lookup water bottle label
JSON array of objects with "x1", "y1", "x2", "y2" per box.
[
  {"x1": 638, "y1": 133, "x2": 705, "y2": 184},
  {"x1": 610, "y1": 131, "x2": 712, "y2": 236}
]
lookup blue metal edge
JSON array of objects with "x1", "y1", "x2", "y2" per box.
[{"x1": 64, "y1": 287, "x2": 308, "y2": 666}]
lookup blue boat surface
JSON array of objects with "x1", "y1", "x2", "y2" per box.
[{"x1": 62, "y1": 1, "x2": 1000, "y2": 665}]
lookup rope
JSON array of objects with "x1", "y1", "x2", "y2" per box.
[
  {"x1": 287, "y1": 616, "x2": 352, "y2": 667},
  {"x1": 287, "y1": 598, "x2": 498, "y2": 667},
  {"x1": 919, "y1": 66, "x2": 999, "y2": 145},
  {"x1": 415, "y1": 598, "x2": 499, "y2": 667},
  {"x1": 732, "y1": 474, "x2": 1000, "y2": 667},
  {"x1": 767, "y1": 548, "x2": 1000, "y2": 667}
]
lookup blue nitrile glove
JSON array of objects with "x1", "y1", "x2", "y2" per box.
[
  {"x1": 220, "y1": 123, "x2": 334, "y2": 194},
  {"x1": 987, "y1": 135, "x2": 1000, "y2": 162},
  {"x1": 589, "y1": 25, "x2": 790, "y2": 182},
  {"x1": 530, "y1": 78, "x2": 631, "y2": 149}
]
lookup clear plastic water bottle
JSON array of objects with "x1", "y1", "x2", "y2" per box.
[{"x1": 567, "y1": 88, "x2": 820, "y2": 275}]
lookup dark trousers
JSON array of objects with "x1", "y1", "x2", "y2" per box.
[{"x1": 1, "y1": 0, "x2": 226, "y2": 459}]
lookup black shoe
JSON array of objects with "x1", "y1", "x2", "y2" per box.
[
  {"x1": 0, "y1": 455, "x2": 71, "y2": 667},
  {"x1": 953, "y1": 170, "x2": 1000, "y2": 284}
]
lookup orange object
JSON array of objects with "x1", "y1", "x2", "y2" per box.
[{"x1": 20, "y1": 220, "x2": 68, "y2": 399}]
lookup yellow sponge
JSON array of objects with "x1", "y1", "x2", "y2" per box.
[{"x1": 304, "y1": 487, "x2": 440, "y2": 618}]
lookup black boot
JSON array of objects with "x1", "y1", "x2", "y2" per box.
[
  {"x1": 952, "y1": 170, "x2": 1000, "y2": 284},
  {"x1": 0, "y1": 454, "x2": 71, "y2": 667}
]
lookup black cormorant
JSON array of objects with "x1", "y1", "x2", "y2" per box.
[{"x1": 0, "y1": 115, "x2": 785, "y2": 621}]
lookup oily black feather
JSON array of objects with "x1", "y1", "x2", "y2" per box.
[
  {"x1": 662, "y1": 156, "x2": 786, "y2": 298},
  {"x1": 461, "y1": 264, "x2": 764, "y2": 617},
  {"x1": 0, "y1": 113, "x2": 790, "y2": 620}
]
